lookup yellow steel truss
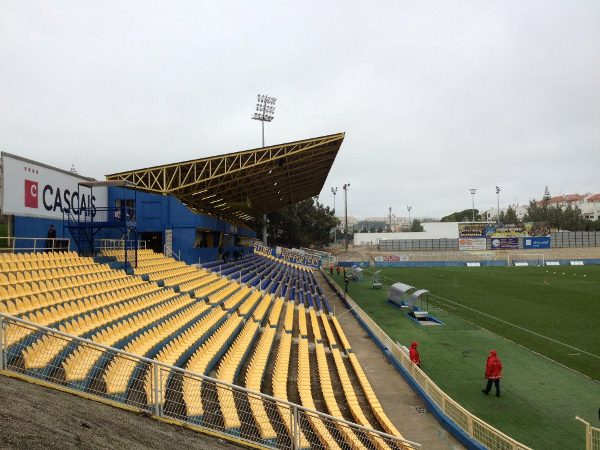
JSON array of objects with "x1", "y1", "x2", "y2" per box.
[{"x1": 106, "y1": 133, "x2": 344, "y2": 223}]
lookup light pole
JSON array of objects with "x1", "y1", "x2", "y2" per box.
[
  {"x1": 469, "y1": 188, "x2": 477, "y2": 222},
  {"x1": 496, "y1": 186, "x2": 501, "y2": 224},
  {"x1": 331, "y1": 187, "x2": 338, "y2": 243},
  {"x1": 407, "y1": 205, "x2": 412, "y2": 231},
  {"x1": 388, "y1": 206, "x2": 392, "y2": 232},
  {"x1": 251, "y1": 94, "x2": 277, "y2": 244},
  {"x1": 343, "y1": 183, "x2": 350, "y2": 252},
  {"x1": 251, "y1": 94, "x2": 277, "y2": 147}
]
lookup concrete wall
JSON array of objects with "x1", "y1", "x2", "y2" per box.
[{"x1": 354, "y1": 222, "x2": 459, "y2": 245}]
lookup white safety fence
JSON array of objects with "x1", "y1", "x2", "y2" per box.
[
  {"x1": 321, "y1": 270, "x2": 533, "y2": 450},
  {"x1": 576, "y1": 417, "x2": 600, "y2": 450},
  {"x1": 0, "y1": 313, "x2": 420, "y2": 450}
]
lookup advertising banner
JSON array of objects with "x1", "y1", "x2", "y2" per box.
[
  {"x1": 490, "y1": 237, "x2": 519, "y2": 250},
  {"x1": 373, "y1": 255, "x2": 409, "y2": 262},
  {"x1": 459, "y1": 238, "x2": 486, "y2": 251},
  {"x1": 458, "y1": 223, "x2": 487, "y2": 239},
  {"x1": 486, "y1": 222, "x2": 550, "y2": 238},
  {"x1": 253, "y1": 241, "x2": 273, "y2": 256},
  {"x1": 280, "y1": 249, "x2": 321, "y2": 268},
  {"x1": 1, "y1": 153, "x2": 107, "y2": 220},
  {"x1": 524, "y1": 236, "x2": 551, "y2": 249}
]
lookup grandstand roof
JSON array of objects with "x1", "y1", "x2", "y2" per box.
[{"x1": 105, "y1": 133, "x2": 344, "y2": 223}]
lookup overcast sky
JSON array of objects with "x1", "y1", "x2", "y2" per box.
[{"x1": 1, "y1": 1, "x2": 599, "y2": 219}]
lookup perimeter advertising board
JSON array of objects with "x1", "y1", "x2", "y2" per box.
[
  {"x1": 490, "y1": 237, "x2": 519, "y2": 250},
  {"x1": 458, "y1": 223, "x2": 487, "y2": 250},
  {"x1": 1, "y1": 153, "x2": 107, "y2": 220},
  {"x1": 523, "y1": 236, "x2": 551, "y2": 249}
]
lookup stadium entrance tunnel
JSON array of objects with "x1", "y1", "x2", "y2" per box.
[{"x1": 139, "y1": 232, "x2": 163, "y2": 253}]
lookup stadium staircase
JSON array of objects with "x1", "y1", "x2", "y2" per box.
[{"x1": 0, "y1": 250, "x2": 415, "y2": 449}]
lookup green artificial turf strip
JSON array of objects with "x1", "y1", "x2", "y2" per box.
[{"x1": 330, "y1": 268, "x2": 600, "y2": 450}]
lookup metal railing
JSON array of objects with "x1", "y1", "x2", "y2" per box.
[
  {"x1": 321, "y1": 270, "x2": 532, "y2": 450},
  {"x1": 576, "y1": 417, "x2": 600, "y2": 450},
  {"x1": 0, "y1": 237, "x2": 71, "y2": 253},
  {"x1": 0, "y1": 313, "x2": 419, "y2": 450}
]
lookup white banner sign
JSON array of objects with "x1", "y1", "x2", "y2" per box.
[
  {"x1": 459, "y1": 238, "x2": 487, "y2": 251},
  {"x1": 1, "y1": 153, "x2": 107, "y2": 220},
  {"x1": 373, "y1": 255, "x2": 410, "y2": 262}
]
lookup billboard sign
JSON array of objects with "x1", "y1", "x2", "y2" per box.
[
  {"x1": 1, "y1": 153, "x2": 107, "y2": 220},
  {"x1": 373, "y1": 255, "x2": 409, "y2": 262},
  {"x1": 524, "y1": 236, "x2": 551, "y2": 249},
  {"x1": 458, "y1": 223, "x2": 488, "y2": 239},
  {"x1": 459, "y1": 238, "x2": 486, "y2": 251},
  {"x1": 490, "y1": 237, "x2": 519, "y2": 250}
]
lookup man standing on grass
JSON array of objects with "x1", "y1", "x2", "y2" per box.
[{"x1": 482, "y1": 350, "x2": 503, "y2": 397}]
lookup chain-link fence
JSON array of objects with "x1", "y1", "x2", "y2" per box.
[
  {"x1": 321, "y1": 270, "x2": 533, "y2": 450},
  {"x1": 0, "y1": 313, "x2": 420, "y2": 450}
]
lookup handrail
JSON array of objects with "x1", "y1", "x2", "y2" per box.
[
  {"x1": 0, "y1": 311, "x2": 420, "y2": 448},
  {"x1": 0, "y1": 237, "x2": 71, "y2": 253}
]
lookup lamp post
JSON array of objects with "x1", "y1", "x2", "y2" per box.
[
  {"x1": 331, "y1": 187, "x2": 338, "y2": 243},
  {"x1": 469, "y1": 188, "x2": 477, "y2": 222},
  {"x1": 251, "y1": 94, "x2": 277, "y2": 244},
  {"x1": 407, "y1": 205, "x2": 412, "y2": 231},
  {"x1": 496, "y1": 186, "x2": 501, "y2": 224},
  {"x1": 343, "y1": 183, "x2": 350, "y2": 252}
]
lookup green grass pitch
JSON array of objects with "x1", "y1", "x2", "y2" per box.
[{"x1": 330, "y1": 266, "x2": 600, "y2": 450}]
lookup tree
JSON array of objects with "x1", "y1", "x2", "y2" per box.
[
  {"x1": 441, "y1": 209, "x2": 481, "y2": 222},
  {"x1": 523, "y1": 198, "x2": 591, "y2": 231},
  {"x1": 543, "y1": 186, "x2": 551, "y2": 203},
  {"x1": 409, "y1": 219, "x2": 424, "y2": 232},
  {"x1": 499, "y1": 206, "x2": 518, "y2": 224},
  {"x1": 264, "y1": 197, "x2": 339, "y2": 248}
]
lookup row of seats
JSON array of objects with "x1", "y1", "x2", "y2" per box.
[
  {"x1": 296, "y1": 337, "x2": 343, "y2": 450},
  {"x1": 215, "y1": 320, "x2": 262, "y2": 430},
  {"x1": 272, "y1": 331, "x2": 310, "y2": 449},
  {"x1": 0, "y1": 262, "x2": 113, "y2": 286},
  {"x1": 183, "y1": 314, "x2": 244, "y2": 417},
  {"x1": 5, "y1": 281, "x2": 161, "y2": 347},
  {"x1": 68, "y1": 299, "x2": 210, "y2": 385},
  {"x1": 2, "y1": 249, "x2": 407, "y2": 448},
  {"x1": 21, "y1": 288, "x2": 184, "y2": 369},
  {"x1": 0, "y1": 272, "x2": 134, "y2": 315},
  {"x1": 144, "y1": 307, "x2": 227, "y2": 404}
]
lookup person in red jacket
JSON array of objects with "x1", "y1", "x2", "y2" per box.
[
  {"x1": 409, "y1": 342, "x2": 421, "y2": 367},
  {"x1": 482, "y1": 350, "x2": 503, "y2": 397}
]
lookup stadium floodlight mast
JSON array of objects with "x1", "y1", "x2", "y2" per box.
[
  {"x1": 252, "y1": 94, "x2": 277, "y2": 147},
  {"x1": 469, "y1": 188, "x2": 477, "y2": 222},
  {"x1": 343, "y1": 183, "x2": 350, "y2": 252},
  {"x1": 496, "y1": 186, "x2": 501, "y2": 224},
  {"x1": 331, "y1": 187, "x2": 338, "y2": 243},
  {"x1": 251, "y1": 94, "x2": 277, "y2": 244},
  {"x1": 407, "y1": 205, "x2": 412, "y2": 230}
]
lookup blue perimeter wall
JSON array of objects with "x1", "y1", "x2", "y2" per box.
[{"x1": 13, "y1": 187, "x2": 256, "y2": 265}]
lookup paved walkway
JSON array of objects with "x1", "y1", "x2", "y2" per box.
[{"x1": 316, "y1": 272, "x2": 464, "y2": 450}]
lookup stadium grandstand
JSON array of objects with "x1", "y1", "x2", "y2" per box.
[{"x1": 0, "y1": 135, "x2": 540, "y2": 450}]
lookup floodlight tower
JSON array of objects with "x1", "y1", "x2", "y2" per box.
[
  {"x1": 388, "y1": 207, "x2": 392, "y2": 232},
  {"x1": 496, "y1": 186, "x2": 501, "y2": 223},
  {"x1": 251, "y1": 94, "x2": 277, "y2": 244},
  {"x1": 331, "y1": 187, "x2": 338, "y2": 243},
  {"x1": 407, "y1": 205, "x2": 412, "y2": 230},
  {"x1": 252, "y1": 94, "x2": 277, "y2": 147},
  {"x1": 343, "y1": 183, "x2": 350, "y2": 252},
  {"x1": 469, "y1": 188, "x2": 477, "y2": 222}
]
